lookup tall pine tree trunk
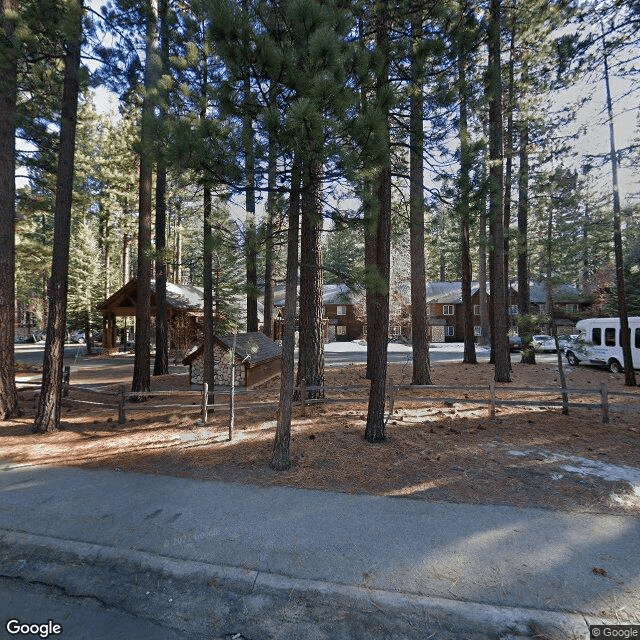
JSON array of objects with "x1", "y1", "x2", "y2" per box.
[
  {"x1": 409, "y1": 7, "x2": 431, "y2": 384},
  {"x1": 263, "y1": 102, "x2": 277, "y2": 339},
  {"x1": 602, "y1": 24, "x2": 636, "y2": 386},
  {"x1": 34, "y1": 0, "x2": 83, "y2": 431},
  {"x1": 203, "y1": 185, "x2": 215, "y2": 396},
  {"x1": 503, "y1": 6, "x2": 516, "y2": 309},
  {"x1": 0, "y1": 0, "x2": 20, "y2": 419},
  {"x1": 487, "y1": 0, "x2": 510, "y2": 383},
  {"x1": 458, "y1": 19, "x2": 476, "y2": 365},
  {"x1": 271, "y1": 158, "x2": 301, "y2": 470},
  {"x1": 296, "y1": 159, "x2": 324, "y2": 399},
  {"x1": 153, "y1": 0, "x2": 169, "y2": 376},
  {"x1": 243, "y1": 22, "x2": 258, "y2": 332},
  {"x1": 516, "y1": 75, "x2": 530, "y2": 316},
  {"x1": 132, "y1": 0, "x2": 159, "y2": 396},
  {"x1": 365, "y1": 1, "x2": 392, "y2": 441}
]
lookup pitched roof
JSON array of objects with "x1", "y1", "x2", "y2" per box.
[
  {"x1": 98, "y1": 279, "x2": 264, "y2": 323},
  {"x1": 273, "y1": 283, "x2": 360, "y2": 307},
  {"x1": 98, "y1": 279, "x2": 204, "y2": 311},
  {"x1": 424, "y1": 281, "x2": 488, "y2": 304},
  {"x1": 182, "y1": 332, "x2": 281, "y2": 367},
  {"x1": 512, "y1": 281, "x2": 587, "y2": 304}
]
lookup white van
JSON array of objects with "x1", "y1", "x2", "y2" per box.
[{"x1": 565, "y1": 317, "x2": 640, "y2": 373}]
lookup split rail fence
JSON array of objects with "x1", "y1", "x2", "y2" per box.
[{"x1": 16, "y1": 366, "x2": 639, "y2": 430}]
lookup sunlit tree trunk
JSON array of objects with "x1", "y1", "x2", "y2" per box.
[
  {"x1": 271, "y1": 158, "x2": 301, "y2": 470},
  {"x1": 602, "y1": 23, "x2": 636, "y2": 386},
  {"x1": 0, "y1": 0, "x2": 20, "y2": 419},
  {"x1": 487, "y1": 0, "x2": 510, "y2": 382},
  {"x1": 35, "y1": 0, "x2": 84, "y2": 431},
  {"x1": 409, "y1": 6, "x2": 432, "y2": 384}
]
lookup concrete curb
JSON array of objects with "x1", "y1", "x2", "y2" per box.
[{"x1": 0, "y1": 529, "x2": 604, "y2": 639}]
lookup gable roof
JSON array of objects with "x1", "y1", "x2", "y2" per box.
[
  {"x1": 182, "y1": 332, "x2": 282, "y2": 367},
  {"x1": 98, "y1": 279, "x2": 204, "y2": 312},
  {"x1": 512, "y1": 281, "x2": 588, "y2": 304},
  {"x1": 273, "y1": 283, "x2": 361, "y2": 307},
  {"x1": 424, "y1": 281, "x2": 489, "y2": 304}
]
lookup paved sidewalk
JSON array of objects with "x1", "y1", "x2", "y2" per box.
[{"x1": 1, "y1": 464, "x2": 639, "y2": 639}]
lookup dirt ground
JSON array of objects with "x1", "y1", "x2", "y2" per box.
[{"x1": 4, "y1": 355, "x2": 640, "y2": 517}]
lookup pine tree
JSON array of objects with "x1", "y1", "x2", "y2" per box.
[
  {"x1": 0, "y1": 0, "x2": 20, "y2": 419},
  {"x1": 35, "y1": 0, "x2": 85, "y2": 432},
  {"x1": 132, "y1": 0, "x2": 159, "y2": 397}
]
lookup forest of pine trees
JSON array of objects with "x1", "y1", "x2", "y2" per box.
[{"x1": 2, "y1": 0, "x2": 640, "y2": 459}]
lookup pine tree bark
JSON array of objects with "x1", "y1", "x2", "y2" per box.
[
  {"x1": 243, "y1": 39, "x2": 258, "y2": 332},
  {"x1": 601, "y1": 24, "x2": 636, "y2": 386},
  {"x1": 34, "y1": 0, "x2": 83, "y2": 431},
  {"x1": 503, "y1": 7, "x2": 516, "y2": 306},
  {"x1": 263, "y1": 107, "x2": 277, "y2": 339},
  {"x1": 296, "y1": 159, "x2": 324, "y2": 399},
  {"x1": 132, "y1": 0, "x2": 159, "y2": 397},
  {"x1": 0, "y1": 0, "x2": 20, "y2": 419},
  {"x1": 409, "y1": 7, "x2": 432, "y2": 384},
  {"x1": 458, "y1": 20, "x2": 476, "y2": 365},
  {"x1": 365, "y1": 1, "x2": 392, "y2": 441},
  {"x1": 487, "y1": 0, "x2": 510, "y2": 382},
  {"x1": 153, "y1": 0, "x2": 169, "y2": 376},
  {"x1": 516, "y1": 71, "x2": 530, "y2": 315},
  {"x1": 202, "y1": 185, "x2": 215, "y2": 396},
  {"x1": 271, "y1": 158, "x2": 301, "y2": 470}
]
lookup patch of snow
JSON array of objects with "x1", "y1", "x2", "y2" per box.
[
  {"x1": 551, "y1": 473, "x2": 564, "y2": 480},
  {"x1": 508, "y1": 449, "x2": 640, "y2": 505}
]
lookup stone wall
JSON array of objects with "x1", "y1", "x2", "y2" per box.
[{"x1": 190, "y1": 344, "x2": 246, "y2": 387}]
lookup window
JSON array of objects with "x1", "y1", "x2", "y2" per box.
[
  {"x1": 592, "y1": 327, "x2": 601, "y2": 345},
  {"x1": 565, "y1": 303, "x2": 579, "y2": 313},
  {"x1": 508, "y1": 304, "x2": 519, "y2": 316},
  {"x1": 474, "y1": 304, "x2": 480, "y2": 316},
  {"x1": 336, "y1": 305, "x2": 347, "y2": 316},
  {"x1": 443, "y1": 305, "x2": 454, "y2": 315},
  {"x1": 336, "y1": 325, "x2": 346, "y2": 336},
  {"x1": 391, "y1": 325, "x2": 400, "y2": 337},
  {"x1": 474, "y1": 326, "x2": 482, "y2": 336},
  {"x1": 605, "y1": 327, "x2": 616, "y2": 347},
  {"x1": 445, "y1": 325, "x2": 455, "y2": 337},
  {"x1": 636, "y1": 328, "x2": 640, "y2": 349}
]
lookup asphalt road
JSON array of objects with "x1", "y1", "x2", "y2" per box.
[{"x1": 14, "y1": 342, "x2": 563, "y2": 371}]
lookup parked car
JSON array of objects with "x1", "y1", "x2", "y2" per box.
[
  {"x1": 70, "y1": 331, "x2": 85, "y2": 344},
  {"x1": 508, "y1": 335, "x2": 524, "y2": 351},
  {"x1": 531, "y1": 334, "x2": 556, "y2": 352},
  {"x1": 557, "y1": 334, "x2": 578, "y2": 352}
]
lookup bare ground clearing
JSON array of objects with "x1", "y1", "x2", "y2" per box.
[{"x1": 4, "y1": 357, "x2": 640, "y2": 516}]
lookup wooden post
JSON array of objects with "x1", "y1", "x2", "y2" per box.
[
  {"x1": 300, "y1": 378, "x2": 306, "y2": 417},
  {"x1": 62, "y1": 366, "x2": 70, "y2": 398},
  {"x1": 601, "y1": 381, "x2": 609, "y2": 424},
  {"x1": 202, "y1": 382, "x2": 208, "y2": 424},
  {"x1": 388, "y1": 377, "x2": 395, "y2": 419},
  {"x1": 489, "y1": 379, "x2": 496, "y2": 418},
  {"x1": 118, "y1": 385, "x2": 126, "y2": 424},
  {"x1": 229, "y1": 332, "x2": 237, "y2": 441}
]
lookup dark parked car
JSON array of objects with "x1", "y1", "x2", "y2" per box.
[{"x1": 508, "y1": 335, "x2": 524, "y2": 351}]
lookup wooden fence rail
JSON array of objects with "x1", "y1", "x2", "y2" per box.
[{"x1": 16, "y1": 370, "x2": 640, "y2": 430}]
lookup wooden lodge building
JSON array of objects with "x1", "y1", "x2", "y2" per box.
[{"x1": 97, "y1": 279, "x2": 205, "y2": 353}]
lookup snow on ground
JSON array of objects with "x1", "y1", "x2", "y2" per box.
[{"x1": 509, "y1": 449, "x2": 640, "y2": 507}]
